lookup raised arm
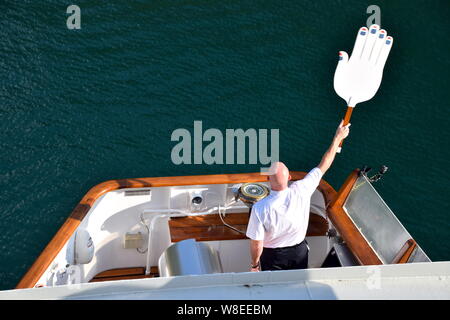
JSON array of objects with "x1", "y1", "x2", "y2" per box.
[{"x1": 317, "y1": 121, "x2": 350, "y2": 175}]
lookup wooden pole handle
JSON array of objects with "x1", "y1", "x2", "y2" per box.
[{"x1": 337, "y1": 106, "x2": 354, "y2": 153}]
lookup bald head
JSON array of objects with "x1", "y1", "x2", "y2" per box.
[{"x1": 268, "y1": 162, "x2": 291, "y2": 191}]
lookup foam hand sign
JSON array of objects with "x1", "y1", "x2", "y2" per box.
[{"x1": 333, "y1": 24, "x2": 393, "y2": 152}]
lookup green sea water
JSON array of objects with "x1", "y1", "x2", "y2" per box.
[{"x1": 0, "y1": 0, "x2": 449, "y2": 290}]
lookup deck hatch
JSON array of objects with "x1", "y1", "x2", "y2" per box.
[{"x1": 343, "y1": 174, "x2": 430, "y2": 264}]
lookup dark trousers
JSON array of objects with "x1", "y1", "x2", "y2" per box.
[{"x1": 260, "y1": 239, "x2": 309, "y2": 271}]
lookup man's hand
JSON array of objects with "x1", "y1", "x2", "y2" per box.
[
  {"x1": 318, "y1": 120, "x2": 351, "y2": 175},
  {"x1": 334, "y1": 120, "x2": 351, "y2": 142},
  {"x1": 250, "y1": 261, "x2": 260, "y2": 272},
  {"x1": 249, "y1": 240, "x2": 264, "y2": 272}
]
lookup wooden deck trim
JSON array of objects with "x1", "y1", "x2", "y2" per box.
[
  {"x1": 169, "y1": 212, "x2": 248, "y2": 242},
  {"x1": 391, "y1": 239, "x2": 417, "y2": 264},
  {"x1": 327, "y1": 169, "x2": 383, "y2": 266},
  {"x1": 89, "y1": 267, "x2": 158, "y2": 283},
  {"x1": 169, "y1": 211, "x2": 330, "y2": 242},
  {"x1": 92, "y1": 267, "x2": 146, "y2": 278},
  {"x1": 90, "y1": 274, "x2": 154, "y2": 282},
  {"x1": 169, "y1": 213, "x2": 250, "y2": 228},
  {"x1": 17, "y1": 171, "x2": 336, "y2": 289}
]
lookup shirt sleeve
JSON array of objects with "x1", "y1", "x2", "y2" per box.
[
  {"x1": 290, "y1": 167, "x2": 323, "y2": 197},
  {"x1": 246, "y1": 206, "x2": 265, "y2": 241}
]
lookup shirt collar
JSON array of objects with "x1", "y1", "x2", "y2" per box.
[{"x1": 270, "y1": 188, "x2": 288, "y2": 197}]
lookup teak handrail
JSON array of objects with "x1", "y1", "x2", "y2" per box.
[{"x1": 17, "y1": 171, "x2": 337, "y2": 289}]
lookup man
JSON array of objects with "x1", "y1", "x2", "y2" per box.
[{"x1": 246, "y1": 121, "x2": 350, "y2": 271}]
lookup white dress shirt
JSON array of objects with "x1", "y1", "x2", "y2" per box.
[{"x1": 246, "y1": 167, "x2": 323, "y2": 248}]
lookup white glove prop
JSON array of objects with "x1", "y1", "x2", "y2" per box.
[{"x1": 333, "y1": 24, "x2": 393, "y2": 152}]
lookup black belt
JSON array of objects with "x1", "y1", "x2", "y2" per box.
[{"x1": 263, "y1": 238, "x2": 308, "y2": 251}]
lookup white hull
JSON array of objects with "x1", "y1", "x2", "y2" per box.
[{"x1": 1, "y1": 261, "x2": 449, "y2": 300}]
